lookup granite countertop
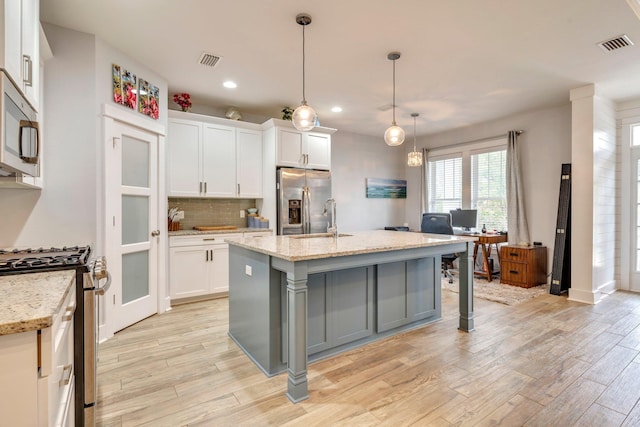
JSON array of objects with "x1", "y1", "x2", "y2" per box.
[
  {"x1": 0, "y1": 270, "x2": 75, "y2": 335},
  {"x1": 169, "y1": 228, "x2": 273, "y2": 237},
  {"x1": 226, "y1": 230, "x2": 477, "y2": 262}
]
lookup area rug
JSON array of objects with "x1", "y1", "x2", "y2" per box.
[{"x1": 441, "y1": 274, "x2": 549, "y2": 306}]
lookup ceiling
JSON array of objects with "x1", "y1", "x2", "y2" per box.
[{"x1": 40, "y1": 0, "x2": 640, "y2": 138}]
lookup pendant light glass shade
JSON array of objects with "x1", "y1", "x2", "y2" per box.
[
  {"x1": 407, "y1": 112, "x2": 423, "y2": 166},
  {"x1": 384, "y1": 52, "x2": 405, "y2": 146},
  {"x1": 292, "y1": 14, "x2": 317, "y2": 132},
  {"x1": 385, "y1": 125, "x2": 405, "y2": 146},
  {"x1": 292, "y1": 102, "x2": 317, "y2": 132}
]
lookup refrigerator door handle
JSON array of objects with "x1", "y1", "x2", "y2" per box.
[{"x1": 303, "y1": 186, "x2": 310, "y2": 234}]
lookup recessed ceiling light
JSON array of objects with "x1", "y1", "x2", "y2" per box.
[
  {"x1": 223, "y1": 81, "x2": 237, "y2": 89},
  {"x1": 331, "y1": 106, "x2": 343, "y2": 113}
]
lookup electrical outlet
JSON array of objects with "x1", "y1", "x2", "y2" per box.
[
  {"x1": 176, "y1": 210, "x2": 185, "y2": 220},
  {"x1": 245, "y1": 265, "x2": 252, "y2": 276},
  {"x1": 240, "y1": 210, "x2": 245, "y2": 218}
]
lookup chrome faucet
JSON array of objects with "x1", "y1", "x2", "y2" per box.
[{"x1": 323, "y1": 198, "x2": 337, "y2": 238}]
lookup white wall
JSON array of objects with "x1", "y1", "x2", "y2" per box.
[
  {"x1": 331, "y1": 130, "x2": 407, "y2": 231},
  {"x1": 405, "y1": 103, "x2": 572, "y2": 271}
]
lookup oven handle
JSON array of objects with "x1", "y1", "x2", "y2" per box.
[{"x1": 95, "y1": 271, "x2": 112, "y2": 296}]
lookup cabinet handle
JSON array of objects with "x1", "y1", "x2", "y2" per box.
[
  {"x1": 59, "y1": 364, "x2": 72, "y2": 387},
  {"x1": 62, "y1": 302, "x2": 76, "y2": 322},
  {"x1": 509, "y1": 270, "x2": 519, "y2": 275},
  {"x1": 206, "y1": 250, "x2": 209, "y2": 261},
  {"x1": 305, "y1": 154, "x2": 309, "y2": 164},
  {"x1": 203, "y1": 238, "x2": 216, "y2": 241},
  {"x1": 199, "y1": 182, "x2": 203, "y2": 194},
  {"x1": 509, "y1": 252, "x2": 518, "y2": 257},
  {"x1": 23, "y1": 55, "x2": 33, "y2": 87},
  {"x1": 209, "y1": 249, "x2": 213, "y2": 261},
  {"x1": 204, "y1": 182, "x2": 207, "y2": 194},
  {"x1": 237, "y1": 183, "x2": 240, "y2": 195}
]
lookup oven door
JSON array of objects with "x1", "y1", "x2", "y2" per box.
[{"x1": 0, "y1": 71, "x2": 39, "y2": 177}]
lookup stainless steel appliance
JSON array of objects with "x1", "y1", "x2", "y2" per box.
[
  {"x1": 277, "y1": 167, "x2": 332, "y2": 235},
  {"x1": 0, "y1": 70, "x2": 40, "y2": 177},
  {"x1": 0, "y1": 246, "x2": 110, "y2": 427}
]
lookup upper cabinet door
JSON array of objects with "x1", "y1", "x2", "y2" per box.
[
  {"x1": 2, "y1": 1, "x2": 22, "y2": 84},
  {"x1": 305, "y1": 132, "x2": 331, "y2": 170},
  {"x1": 202, "y1": 123, "x2": 236, "y2": 197},
  {"x1": 276, "y1": 128, "x2": 304, "y2": 167},
  {"x1": 236, "y1": 128, "x2": 262, "y2": 198},
  {"x1": 20, "y1": 0, "x2": 39, "y2": 110},
  {"x1": 168, "y1": 120, "x2": 201, "y2": 197}
]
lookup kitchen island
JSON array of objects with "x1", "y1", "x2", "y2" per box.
[{"x1": 227, "y1": 230, "x2": 476, "y2": 403}]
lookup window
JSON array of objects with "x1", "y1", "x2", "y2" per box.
[{"x1": 427, "y1": 138, "x2": 507, "y2": 231}]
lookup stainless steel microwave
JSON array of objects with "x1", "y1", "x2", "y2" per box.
[{"x1": 0, "y1": 71, "x2": 39, "y2": 177}]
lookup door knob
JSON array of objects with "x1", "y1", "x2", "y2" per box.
[{"x1": 151, "y1": 230, "x2": 160, "y2": 237}]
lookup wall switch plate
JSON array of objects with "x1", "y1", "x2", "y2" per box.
[
  {"x1": 240, "y1": 210, "x2": 245, "y2": 218},
  {"x1": 245, "y1": 265, "x2": 252, "y2": 276},
  {"x1": 176, "y1": 210, "x2": 185, "y2": 220}
]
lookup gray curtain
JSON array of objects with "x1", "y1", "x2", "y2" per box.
[
  {"x1": 420, "y1": 148, "x2": 428, "y2": 220},
  {"x1": 506, "y1": 131, "x2": 530, "y2": 245}
]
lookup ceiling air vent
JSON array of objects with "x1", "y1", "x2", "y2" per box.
[
  {"x1": 597, "y1": 34, "x2": 634, "y2": 52},
  {"x1": 198, "y1": 52, "x2": 222, "y2": 68}
]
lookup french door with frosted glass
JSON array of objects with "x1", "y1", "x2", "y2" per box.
[{"x1": 106, "y1": 120, "x2": 159, "y2": 333}]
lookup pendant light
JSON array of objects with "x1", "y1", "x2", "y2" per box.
[
  {"x1": 291, "y1": 13, "x2": 317, "y2": 132},
  {"x1": 384, "y1": 52, "x2": 405, "y2": 146},
  {"x1": 407, "y1": 113, "x2": 423, "y2": 167}
]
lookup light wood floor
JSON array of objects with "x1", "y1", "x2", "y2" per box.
[{"x1": 96, "y1": 289, "x2": 640, "y2": 426}]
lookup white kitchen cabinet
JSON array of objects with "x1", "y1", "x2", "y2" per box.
[
  {"x1": 0, "y1": 282, "x2": 75, "y2": 427},
  {"x1": 168, "y1": 111, "x2": 263, "y2": 198},
  {"x1": 275, "y1": 126, "x2": 331, "y2": 170},
  {"x1": 0, "y1": 0, "x2": 40, "y2": 110},
  {"x1": 169, "y1": 234, "x2": 238, "y2": 300}
]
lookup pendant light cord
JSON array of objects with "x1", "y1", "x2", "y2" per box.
[
  {"x1": 413, "y1": 116, "x2": 417, "y2": 150},
  {"x1": 302, "y1": 24, "x2": 306, "y2": 104},
  {"x1": 392, "y1": 58, "x2": 396, "y2": 125}
]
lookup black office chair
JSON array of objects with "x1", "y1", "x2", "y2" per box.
[{"x1": 421, "y1": 213, "x2": 458, "y2": 283}]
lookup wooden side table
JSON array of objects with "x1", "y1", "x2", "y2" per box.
[{"x1": 500, "y1": 245, "x2": 547, "y2": 288}]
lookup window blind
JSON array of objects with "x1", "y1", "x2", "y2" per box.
[{"x1": 428, "y1": 156, "x2": 462, "y2": 212}]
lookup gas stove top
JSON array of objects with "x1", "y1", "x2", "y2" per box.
[{"x1": 0, "y1": 246, "x2": 92, "y2": 275}]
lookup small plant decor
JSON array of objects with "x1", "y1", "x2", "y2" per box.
[
  {"x1": 281, "y1": 106, "x2": 294, "y2": 120},
  {"x1": 173, "y1": 93, "x2": 192, "y2": 112}
]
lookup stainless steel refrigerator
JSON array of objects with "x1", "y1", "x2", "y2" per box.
[{"x1": 277, "y1": 167, "x2": 332, "y2": 235}]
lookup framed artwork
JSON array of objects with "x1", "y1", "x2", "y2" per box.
[
  {"x1": 112, "y1": 64, "x2": 137, "y2": 109},
  {"x1": 113, "y1": 64, "x2": 160, "y2": 119},
  {"x1": 138, "y1": 78, "x2": 159, "y2": 119},
  {"x1": 366, "y1": 178, "x2": 407, "y2": 199}
]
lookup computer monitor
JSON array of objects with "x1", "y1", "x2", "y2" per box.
[{"x1": 449, "y1": 209, "x2": 477, "y2": 231}]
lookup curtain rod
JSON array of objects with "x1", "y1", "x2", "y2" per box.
[{"x1": 429, "y1": 130, "x2": 524, "y2": 151}]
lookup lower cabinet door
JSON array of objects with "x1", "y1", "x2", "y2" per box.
[
  {"x1": 377, "y1": 259, "x2": 437, "y2": 333},
  {"x1": 331, "y1": 266, "x2": 374, "y2": 346},
  {"x1": 169, "y1": 246, "x2": 210, "y2": 299},
  {"x1": 210, "y1": 244, "x2": 230, "y2": 294},
  {"x1": 305, "y1": 267, "x2": 374, "y2": 356}
]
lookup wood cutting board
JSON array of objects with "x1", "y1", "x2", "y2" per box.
[{"x1": 193, "y1": 225, "x2": 238, "y2": 231}]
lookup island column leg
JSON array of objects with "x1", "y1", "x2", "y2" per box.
[
  {"x1": 458, "y1": 241, "x2": 475, "y2": 332},
  {"x1": 286, "y1": 271, "x2": 309, "y2": 402}
]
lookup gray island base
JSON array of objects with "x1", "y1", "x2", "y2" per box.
[{"x1": 226, "y1": 230, "x2": 477, "y2": 403}]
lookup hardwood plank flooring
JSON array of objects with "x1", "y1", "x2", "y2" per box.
[{"x1": 97, "y1": 290, "x2": 640, "y2": 426}]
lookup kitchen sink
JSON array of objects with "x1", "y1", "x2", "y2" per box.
[{"x1": 288, "y1": 233, "x2": 353, "y2": 239}]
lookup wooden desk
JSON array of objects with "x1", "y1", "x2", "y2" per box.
[{"x1": 462, "y1": 233, "x2": 508, "y2": 282}]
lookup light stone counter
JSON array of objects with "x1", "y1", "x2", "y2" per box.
[
  {"x1": 227, "y1": 229, "x2": 477, "y2": 261},
  {"x1": 0, "y1": 270, "x2": 74, "y2": 335}
]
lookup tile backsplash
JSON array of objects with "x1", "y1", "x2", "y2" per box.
[{"x1": 168, "y1": 198, "x2": 259, "y2": 230}]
